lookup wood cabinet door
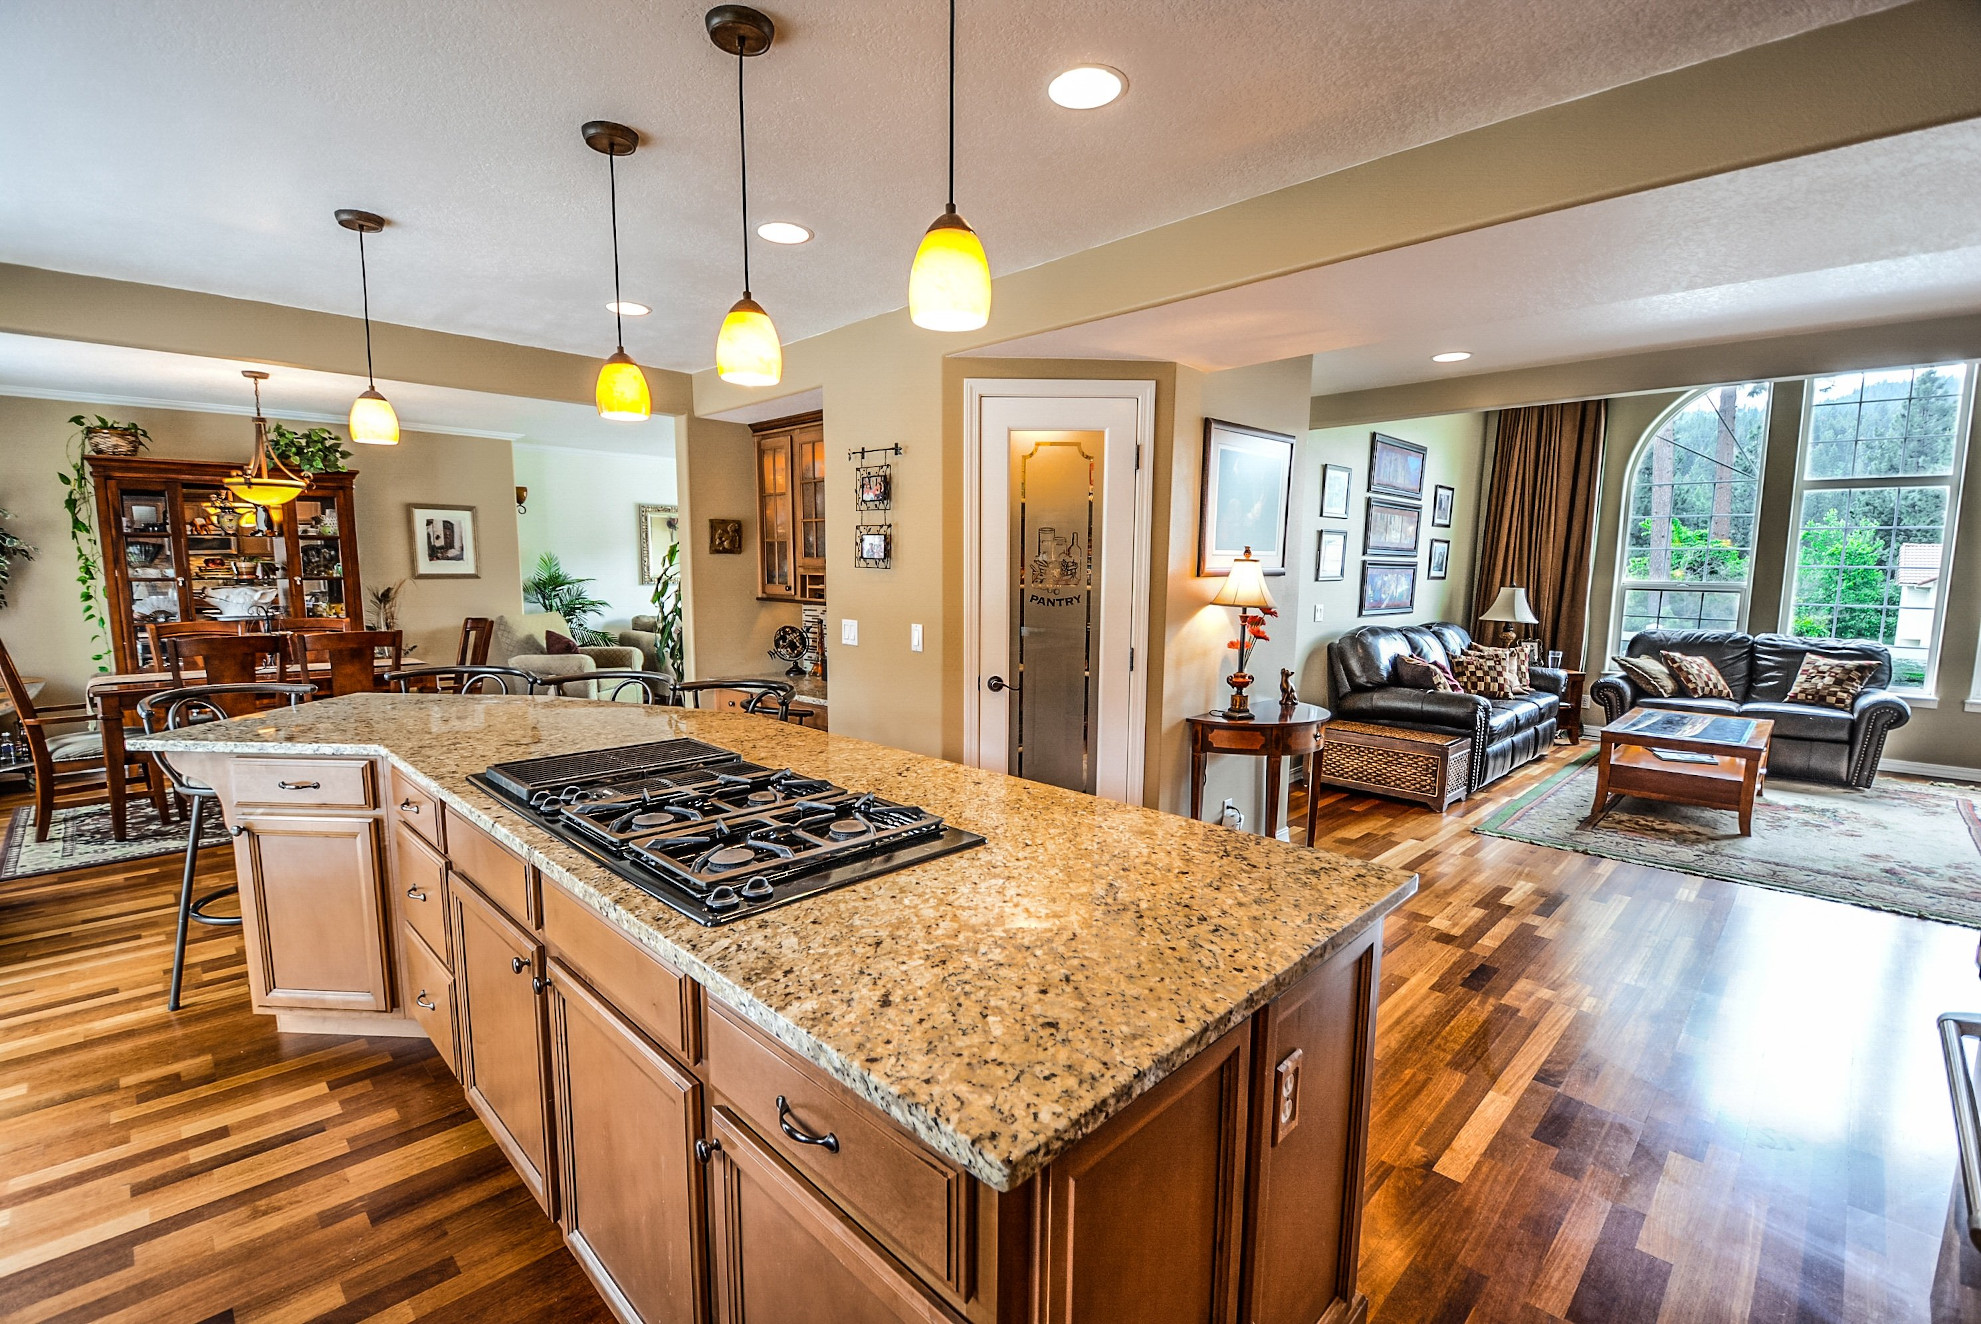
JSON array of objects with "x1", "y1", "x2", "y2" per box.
[
  {"x1": 756, "y1": 431, "x2": 795, "y2": 599},
  {"x1": 452, "y1": 878, "x2": 556, "y2": 1215},
  {"x1": 235, "y1": 813, "x2": 391, "y2": 1012},
  {"x1": 706, "y1": 1107, "x2": 961, "y2": 1324},
  {"x1": 548, "y1": 958, "x2": 706, "y2": 1324}
]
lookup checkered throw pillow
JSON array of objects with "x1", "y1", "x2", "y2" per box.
[
  {"x1": 1658, "y1": 651, "x2": 1734, "y2": 700},
  {"x1": 1784, "y1": 655, "x2": 1878, "y2": 710},
  {"x1": 1452, "y1": 646, "x2": 1524, "y2": 700}
]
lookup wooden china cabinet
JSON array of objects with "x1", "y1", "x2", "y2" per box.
[
  {"x1": 86, "y1": 456, "x2": 364, "y2": 673},
  {"x1": 752, "y1": 412, "x2": 825, "y2": 603}
]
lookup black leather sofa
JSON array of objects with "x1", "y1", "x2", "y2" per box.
[
  {"x1": 1327, "y1": 622, "x2": 1563, "y2": 793},
  {"x1": 1590, "y1": 629, "x2": 1910, "y2": 788}
]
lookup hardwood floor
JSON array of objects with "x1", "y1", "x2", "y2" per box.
[{"x1": 3, "y1": 750, "x2": 1977, "y2": 1322}]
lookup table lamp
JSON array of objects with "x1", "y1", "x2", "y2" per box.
[
  {"x1": 1479, "y1": 585, "x2": 1538, "y2": 649},
  {"x1": 1212, "y1": 546, "x2": 1277, "y2": 719}
]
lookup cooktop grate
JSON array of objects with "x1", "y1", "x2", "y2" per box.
[{"x1": 481, "y1": 738, "x2": 732, "y2": 799}]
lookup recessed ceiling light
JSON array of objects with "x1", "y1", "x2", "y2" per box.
[
  {"x1": 757, "y1": 221, "x2": 812, "y2": 245},
  {"x1": 606, "y1": 300, "x2": 651, "y2": 316},
  {"x1": 1048, "y1": 65, "x2": 1126, "y2": 110},
  {"x1": 1431, "y1": 351, "x2": 1472, "y2": 363}
]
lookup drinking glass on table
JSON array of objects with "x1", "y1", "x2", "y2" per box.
[{"x1": 1547, "y1": 650, "x2": 1563, "y2": 669}]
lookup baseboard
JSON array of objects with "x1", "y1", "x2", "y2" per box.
[{"x1": 1881, "y1": 758, "x2": 1981, "y2": 784}]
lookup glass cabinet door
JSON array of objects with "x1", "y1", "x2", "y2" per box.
[
  {"x1": 117, "y1": 485, "x2": 180, "y2": 669},
  {"x1": 289, "y1": 496, "x2": 350, "y2": 620},
  {"x1": 180, "y1": 484, "x2": 292, "y2": 628}
]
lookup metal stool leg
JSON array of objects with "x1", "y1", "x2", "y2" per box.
[{"x1": 168, "y1": 795, "x2": 203, "y2": 1011}]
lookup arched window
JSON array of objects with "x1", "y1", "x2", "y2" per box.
[{"x1": 1612, "y1": 383, "x2": 1771, "y2": 655}]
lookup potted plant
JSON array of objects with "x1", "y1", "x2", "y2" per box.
[
  {"x1": 265, "y1": 423, "x2": 352, "y2": 475},
  {"x1": 69, "y1": 414, "x2": 152, "y2": 457},
  {"x1": 523, "y1": 552, "x2": 612, "y2": 646},
  {"x1": 0, "y1": 509, "x2": 32, "y2": 610},
  {"x1": 651, "y1": 539, "x2": 684, "y2": 677}
]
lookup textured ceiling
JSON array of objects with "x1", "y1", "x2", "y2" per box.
[
  {"x1": 965, "y1": 120, "x2": 1981, "y2": 396},
  {"x1": 0, "y1": 0, "x2": 1903, "y2": 373}
]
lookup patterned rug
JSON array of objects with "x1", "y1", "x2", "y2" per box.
[
  {"x1": 0, "y1": 797, "x2": 229, "y2": 883},
  {"x1": 1476, "y1": 752, "x2": 1981, "y2": 928}
]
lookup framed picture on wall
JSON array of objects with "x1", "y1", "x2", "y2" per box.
[
  {"x1": 1359, "y1": 560, "x2": 1417, "y2": 616},
  {"x1": 1368, "y1": 432, "x2": 1427, "y2": 499},
  {"x1": 1319, "y1": 463, "x2": 1351, "y2": 519},
  {"x1": 1198, "y1": 418, "x2": 1295, "y2": 575},
  {"x1": 1428, "y1": 538, "x2": 1451, "y2": 580},
  {"x1": 1431, "y1": 485, "x2": 1455, "y2": 527},
  {"x1": 708, "y1": 518, "x2": 744, "y2": 554},
  {"x1": 1315, "y1": 529, "x2": 1347, "y2": 581},
  {"x1": 1363, "y1": 497, "x2": 1422, "y2": 557},
  {"x1": 409, "y1": 504, "x2": 479, "y2": 578},
  {"x1": 637, "y1": 503, "x2": 680, "y2": 583}
]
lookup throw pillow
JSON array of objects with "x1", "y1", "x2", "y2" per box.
[
  {"x1": 1660, "y1": 651, "x2": 1734, "y2": 700},
  {"x1": 1394, "y1": 654, "x2": 1462, "y2": 694},
  {"x1": 1784, "y1": 654, "x2": 1878, "y2": 710},
  {"x1": 1470, "y1": 645, "x2": 1530, "y2": 695},
  {"x1": 1612, "y1": 653, "x2": 1679, "y2": 698},
  {"x1": 1452, "y1": 647, "x2": 1521, "y2": 700},
  {"x1": 488, "y1": 614, "x2": 547, "y2": 664},
  {"x1": 545, "y1": 629, "x2": 580, "y2": 656}
]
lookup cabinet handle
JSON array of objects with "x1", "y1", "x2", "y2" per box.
[
  {"x1": 415, "y1": 992, "x2": 436, "y2": 1011},
  {"x1": 511, "y1": 956, "x2": 528, "y2": 974},
  {"x1": 405, "y1": 887, "x2": 428, "y2": 902},
  {"x1": 694, "y1": 1138, "x2": 722, "y2": 1165},
  {"x1": 776, "y1": 1096, "x2": 840, "y2": 1153},
  {"x1": 399, "y1": 798, "x2": 421, "y2": 813},
  {"x1": 277, "y1": 779, "x2": 320, "y2": 790}
]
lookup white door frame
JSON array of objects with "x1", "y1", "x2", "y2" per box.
[{"x1": 963, "y1": 378, "x2": 1156, "y2": 805}]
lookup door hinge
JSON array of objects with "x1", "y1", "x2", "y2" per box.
[
  {"x1": 1135, "y1": 444, "x2": 1143, "y2": 471},
  {"x1": 1129, "y1": 647, "x2": 1136, "y2": 672}
]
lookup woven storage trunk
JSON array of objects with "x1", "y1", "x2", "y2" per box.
[{"x1": 1316, "y1": 721, "x2": 1471, "y2": 811}]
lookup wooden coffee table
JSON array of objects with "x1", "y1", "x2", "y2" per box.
[{"x1": 1589, "y1": 709, "x2": 1774, "y2": 835}]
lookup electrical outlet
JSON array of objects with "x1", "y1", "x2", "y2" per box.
[
  {"x1": 911, "y1": 623, "x2": 923, "y2": 652},
  {"x1": 1220, "y1": 798, "x2": 1244, "y2": 831},
  {"x1": 840, "y1": 619, "x2": 858, "y2": 646},
  {"x1": 1312, "y1": 603, "x2": 1325, "y2": 623}
]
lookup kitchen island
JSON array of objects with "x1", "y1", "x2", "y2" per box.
[{"x1": 134, "y1": 693, "x2": 1415, "y2": 1324}]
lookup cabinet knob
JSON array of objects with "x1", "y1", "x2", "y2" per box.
[
  {"x1": 532, "y1": 975, "x2": 551, "y2": 994},
  {"x1": 510, "y1": 955, "x2": 528, "y2": 974},
  {"x1": 776, "y1": 1096, "x2": 840, "y2": 1153},
  {"x1": 406, "y1": 887, "x2": 428, "y2": 902},
  {"x1": 694, "y1": 1138, "x2": 722, "y2": 1165},
  {"x1": 415, "y1": 992, "x2": 436, "y2": 1011}
]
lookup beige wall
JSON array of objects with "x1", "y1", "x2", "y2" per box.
[
  {"x1": 674, "y1": 412, "x2": 800, "y2": 681},
  {"x1": 0, "y1": 394, "x2": 521, "y2": 702}
]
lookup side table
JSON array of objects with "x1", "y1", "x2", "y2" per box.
[
  {"x1": 1186, "y1": 703, "x2": 1330, "y2": 842},
  {"x1": 1558, "y1": 670, "x2": 1588, "y2": 742}
]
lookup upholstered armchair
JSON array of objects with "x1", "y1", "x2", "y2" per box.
[{"x1": 490, "y1": 612, "x2": 643, "y2": 698}]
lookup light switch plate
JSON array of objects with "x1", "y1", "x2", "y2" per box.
[
  {"x1": 840, "y1": 619, "x2": 858, "y2": 646},
  {"x1": 910, "y1": 623, "x2": 923, "y2": 652},
  {"x1": 1312, "y1": 603, "x2": 1325, "y2": 623}
]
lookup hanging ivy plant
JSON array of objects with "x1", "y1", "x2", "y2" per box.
[
  {"x1": 265, "y1": 423, "x2": 353, "y2": 475},
  {"x1": 54, "y1": 438, "x2": 111, "y2": 671},
  {"x1": 0, "y1": 508, "x2": 33, "y2": 611}
]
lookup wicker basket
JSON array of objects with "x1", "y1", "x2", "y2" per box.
[{"x1": 84, "y1": 429, "x2": 146, "y2": 457}]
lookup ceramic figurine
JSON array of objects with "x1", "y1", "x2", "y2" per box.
[{"x1": 1279, "y1": 668, "x2": 1298, "y2": 707}]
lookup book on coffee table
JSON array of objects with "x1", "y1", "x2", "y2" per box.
[{"x1": 1648, "y1": 748, "x2": 1718, "y2": 765}]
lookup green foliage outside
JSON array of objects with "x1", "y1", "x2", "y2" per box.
[
  {"x1": 523, "y1": 552, "x2": 613, "y2": 647},
  {"x1": 1625, "y1": 518, "x2": 1749, "y2": 584},
  {"x1": 0, "y1": 508, "x2": 33, "y2": 611},
  {"x1": 649, "y1": 540, "x2": 685, "y2": 679}
]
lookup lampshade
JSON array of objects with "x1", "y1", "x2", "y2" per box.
[
  {"x1": 595, "y1": 349, "x2": 652, "y2": 421},
  {"x1": 1480, "y1": 585, "x2": 1539, "y2": 624},
  {"x1": 716, "y1": 296, "x2": 782, "y2": 387},
  {"x1": 909, "y1": 210, "x2": 991, "y2": 332},
  {"x1": 348, "y1": 387, "x2": 400, "y2": 445},
  {"x1": 224, "y1": 475, "x2": 307, "y2": 507},
  {"x1": 1212, "y1": 547, "x2": 1276, "y2": 610}
]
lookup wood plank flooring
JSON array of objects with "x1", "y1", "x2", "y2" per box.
[{"x1": 4, "y1": 749, "x2": 1979, "y2": 1321}]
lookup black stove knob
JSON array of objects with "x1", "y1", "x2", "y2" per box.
[
  {"x1": 707, "y1": 884, "x2": 742, "y2": 912},
  {"x1": 742, "y1": 876, "x2": 774, "y2": 900}
]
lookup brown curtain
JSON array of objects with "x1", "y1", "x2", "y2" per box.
[{"x1": 1472, "y1": 400, "x2": 1606, "y2": 668}]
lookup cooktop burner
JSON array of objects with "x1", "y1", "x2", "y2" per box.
[{"x1": 469, "y1": 740, "x2": 983, "y2": 925}]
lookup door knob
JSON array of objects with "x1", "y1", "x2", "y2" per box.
[{"x1": 986, "y1": 675, "x2": 1019, "y2": 694}]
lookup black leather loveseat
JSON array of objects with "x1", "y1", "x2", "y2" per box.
[
  {"x1": 1327, "y1": 622, "x2": 1564, "y2": 793},
  {"x1": 1591, "y1": 630, "x2": 1910, "y2": 788}
]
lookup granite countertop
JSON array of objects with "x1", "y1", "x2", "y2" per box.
[{"x1": 133, "y1": 693, "x2": 1415, "y2": 1190}]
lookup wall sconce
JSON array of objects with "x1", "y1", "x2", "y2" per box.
[{"x1": 515, "y1": 486, "x2": 529, "y2": 515}]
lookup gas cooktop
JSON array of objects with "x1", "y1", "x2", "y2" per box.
[{"x1": 469, "y1": 738, "x2": 984, "y2": 925}]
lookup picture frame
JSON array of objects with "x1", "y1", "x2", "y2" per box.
[
  {"x1": 1359, "y1": 560, "x2": 1417, "y2": 616},
  {"x1": 1198, "y1": 418, "x2": 1295, "y2": 576},
  {"x1": 409, "y1": 504, "x2": 479, "y2": 578},
  {"x1": 1319, "y1": 463, "x2": 1351, "y2": 520},
  {"x1": 637, "y1": 503, "x2": 679, "y2": 583},
  {"x1": 708, "y1": 518, "x2": 744, "y2": 555},
  {"x1": 1427, "y1": 538, "x2": 1451, "y2": 580},
  {"x1": 859, "y1": 531, "x2": 891, "y2": 561},
  {"x1": 856, "y1": 470, "x2": 890, "y2": 505},
  {"x1": 1368, "y1": 432, "x2": 1427, "y2": 499},
  {"x1": 1431, "y1": 484, "x2": 1455, "y2": 528},
  {"x1": 1363, "y1": 497, "x2": 1422, "y2": 557},
  {"x1": 1315, "y1": 529, "x2": 1347, "y2": 581}
]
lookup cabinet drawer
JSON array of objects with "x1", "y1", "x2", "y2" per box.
[
  {"x1": 706, "y1": 1003, "x2": 972, "y2": 1297},
  {"x1": 449, "y1": 813, "x2": 533, "y2": 927},
  {"x1": 394, "y1": 821, "x2": 450, "y2": 965},
  {"x1": 234, "y1": 758, "x2": 375, "y2": 809},
  {"x1": 403, "y1": 923, "x2": 457, "y2": 1076},
  {"x1": 391, "y1": 767, "x2": 445, "y2": 852},
  {"x1": 541, "y1": 879, "x2": 698, "y2": 1064}
]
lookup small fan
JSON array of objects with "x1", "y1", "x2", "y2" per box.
[{"x1": 769, "y1": 624, "x2": 811, "y2": 677}]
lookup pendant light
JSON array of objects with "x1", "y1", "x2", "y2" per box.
[
  {"x1": 908, "y1": 0, "x2": 991, "y2": 332},
  {"x1": 708, "y1": 6, "x2": 782, "y2": 387},
  {"x1": 583, "y1": 121, "x2": 653, "y2": 421},
  {"x1": 334, "y1": 209, "x2": 401, "y2": 445},
  {"x1": 225, "y1": 371, "x2": 308, "y2": 507}
]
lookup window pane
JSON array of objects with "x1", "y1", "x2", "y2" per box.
[
  {"x1": 1788, "y1": 474, "x2": 1954, "y2": 688},
  {"x1": 1808, "y1": 362, "x2": 1969, "y2": 479}
]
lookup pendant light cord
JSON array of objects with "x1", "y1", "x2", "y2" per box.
[
  {"x1": 738, "y1": 51, "x2": 752, "y2": 296},
  {"x1": 946, "y1": 0, "x2": 956, "y2": 212},
  {"x1": 608, "y1": 149, "x2": 625, "y2": 349},
  {"x1": 356, "y1": 230, "x2": 377, "y2": 388}
]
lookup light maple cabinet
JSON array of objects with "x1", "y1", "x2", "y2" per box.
[
  {"x1": 233, "y1": 811, "x2": 392, "y2": 1012},
  {"x1": 452, "y1": 876, "x2": 557, "y2": 1216},
  {"x1": 752, "y1": 412, "x2": 825, "y2": 603}
]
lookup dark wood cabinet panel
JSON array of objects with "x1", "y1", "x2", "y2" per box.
[
  {"x1": 549, "y1": 958, "x2": 706, "y2": 1324},
  {"x1": 452, "y1": 877, "x2": 556, "y2": 1216},
  {"x1": 235, "y1": 813, "x2": 391, "y2": 1013}
]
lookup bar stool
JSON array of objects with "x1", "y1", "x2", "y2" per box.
[
  {"x1": 672, "y1": 678, "x2": 797, "y2": 721},
  {"x1": 384, "y1": 666, "x2": 538, "y2": 694},
  {"x1": 554, "y1": 669, "x2": 675, "y2": 704},
  {"x1": 139, "y1": 682, "x2": 316, "y2": 1011}
]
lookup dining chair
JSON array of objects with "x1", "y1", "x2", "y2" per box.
[
  {"x1": 143, "y1": 619, "x2": 245, "y2": 672},
  {"x1": 672, "y1": 678, "x2": 797, "y2": 721},
  {"x1": 562, "y1": 669, "x2": 675, "y2": 704},
  {"x1": 1, "y1": 634, "x2": 167, "y2": 842},
  {"x1": 163, "y1": 632, "x2": 293, "y2": 687},
  {"x1": 385, "y1": 665, "x2": 538, "y2": 695},
  {"x1": 297, "y1": 629, "x2": 401, "y2": 697},
  {"x1": 139, "y1": 682, "x2": 316, "y2": 1010},
  {"x1": 457, "y1": 617, "x2": 494, "y2": 666}
]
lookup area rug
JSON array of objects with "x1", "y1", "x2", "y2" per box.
[
  {"x1": 0, "y1": 798, "x2": 228, "y2": 883},
  {"x1": 1475, "y1": 752, "x2": 1981, "y2": 928}
]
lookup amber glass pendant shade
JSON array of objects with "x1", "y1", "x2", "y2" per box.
[
  {"x1": 348, "y1": 387, "x2": 400, "y2": 445},
  {"x1": 715, "y1": 296, "x2": 782, "y2": 387},
  {"x1": 227, "y1": 372, "x2": 307, "y2": 508},
  {"x1": 596, "y1": 348, "x2": 653, "y2": 421},
  {"x1": 910, "y1": 209, "x2": 991, "y2": 332}
]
